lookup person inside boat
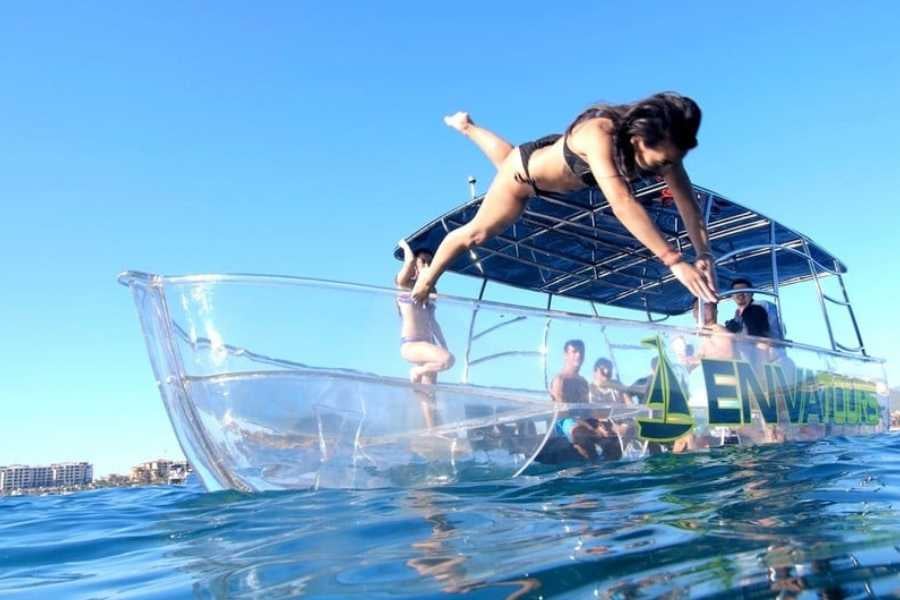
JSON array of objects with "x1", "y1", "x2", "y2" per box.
[
  {"x1": 410, "y1": 93, "x2": 717, "y2": 305},
  {"x1": 590, "y1": 357, "x2": 638, "y2": 445},
  {"x1": 395, "y1": 239, "x2": 455, "y2": 385},
  {"x1": 684, "y1": 300, "x2": 735, "y2": 367},
  {"x1": 736, "y1": 303, "x2": 777, "y2": 369},
  {"x1": 733, "y1": 302, "x2": 790, "y2": 443},
  {"x1": 725, "y1": 277, "x2": 785, "y2": 340},
  {"x1": 549, "y1": 339, "x2": 589, "y2": 404},
  {"x1": 628, "y1": 356, "x2": 659, "y2": 404},
  {"x1": 546, "y1": 340, "x2": 623, "y2": 461},
  {"x1": 589, "y1": 358, "x2": 632, "y2": 405},
  {"x1": 675, "y1": 300, "x2": 736, "y2": 450}
]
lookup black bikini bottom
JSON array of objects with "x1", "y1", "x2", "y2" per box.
[{"x1": 516, "y1": 134, "x2": 562, "y2": 197}]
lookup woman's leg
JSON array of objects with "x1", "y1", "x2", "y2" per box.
[
  {"x1": 401, "y1": 342, "x2": 455, "y2": 381},
  {"x1": 412, "y1": 153, "x2": 532, "y2": 298},
  {"x1": 445, "y1": 112, "x2": 515, "y2": 170},
  {"x1": 413, "y1": 374, "x2": 440, "y2": 428}
]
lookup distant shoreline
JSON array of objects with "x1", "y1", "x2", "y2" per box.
[{"x1": 2, "y1": 476, "x2": 192, "y2": 497}]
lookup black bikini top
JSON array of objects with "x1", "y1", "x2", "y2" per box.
[{"x1": 562, "y1": 134, "x2": 597, "y2": 188}]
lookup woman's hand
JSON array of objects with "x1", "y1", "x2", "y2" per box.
[
  {"x1": 410, "y1": 270, "x2": 433, "y2": 304},
  {"x1": 693, "y1": 255, "x2": 718, "y2": 297},
  {"x1": 671, "y1": 261, "x2": 717, "y2": 303}
]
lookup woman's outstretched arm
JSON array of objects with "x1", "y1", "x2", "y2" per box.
[
  {"x1": 578, "y1": 122, "x2": 717, "y2": 302},
  {"x1": 662, "y1": 163, "x2": 717, "y2": 293},
  {"x1": 663, "y1": 164, "x2": 708, "y2": 254}
]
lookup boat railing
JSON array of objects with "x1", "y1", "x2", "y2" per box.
[
  {"x1": 461, "y1": 228, "x2": 871, "y2": 389},
  {"x1": 120, "y1": 271, "x2": 884, "y2": 395},
  {"x1": 714, "y1": 235, "x2": 867, "y2": 356},
  {"x1": 462, "y1": 278, "x2": 551, "y2": 388}
]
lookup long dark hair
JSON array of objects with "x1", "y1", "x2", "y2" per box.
[{"x1": 566, "y1": 92, "x2": 701, "y2": 178}]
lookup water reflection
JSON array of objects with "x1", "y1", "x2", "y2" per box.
[{"x1": 58, "y1": 435, "x2": 882, "y2": 598}]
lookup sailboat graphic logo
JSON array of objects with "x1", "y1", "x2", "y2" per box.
[{"x1": 636, "y1": 336, "x2": 695, "y2": 441}]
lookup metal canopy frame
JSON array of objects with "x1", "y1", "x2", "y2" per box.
[{"x1": 400, "y1": 180, "x2": 867, "y2": 373}]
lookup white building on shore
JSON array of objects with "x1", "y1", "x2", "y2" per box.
[
  {"x1": 0, "y1": 462, "x2": 93, "y2": 493},
  {"x1": 52, "y1": 462, "x2": 94, "y2": 487}
]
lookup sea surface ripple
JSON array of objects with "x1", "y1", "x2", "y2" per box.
[{"x1": 3, "y1": 434, "x2": 900, "y2": 599}]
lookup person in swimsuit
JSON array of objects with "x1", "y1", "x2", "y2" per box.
[
  {"x1": 410, "y1": 93, "x2": 717, "y2": 305},
  {"x1": 396, "y1": 239, "x2": 455, "y2": 385},
  {"x1": 547, "y1": 340, "x2": 622, "y2": 461}
]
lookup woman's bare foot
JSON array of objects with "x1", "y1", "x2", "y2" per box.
[{"x1": 443, "y1": 111, "x2": 473, "y2": 135}]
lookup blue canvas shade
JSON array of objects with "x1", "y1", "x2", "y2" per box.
[{"x1": 396, "y1": 178, "x2": 845, "y2": 316}]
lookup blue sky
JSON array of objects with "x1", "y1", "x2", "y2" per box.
[{"x1": 2, "y1": 3, "x2": 899, "y2": 475}]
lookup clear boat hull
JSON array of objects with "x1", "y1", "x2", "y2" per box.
[{"x1": 120, "y1": 272, "x2": 890, "y2": 491}]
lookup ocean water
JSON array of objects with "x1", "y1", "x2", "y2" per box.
[{"x1": 3, "y1": 434, "x2": 900, "y2": 599}]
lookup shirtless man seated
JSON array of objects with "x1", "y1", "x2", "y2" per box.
[
  {"x1": 549, "y1": 339, "x2": 590, "y2": 405},
  {"x1": 549, "y1": 341, "x2": 622, "y2": 461}
]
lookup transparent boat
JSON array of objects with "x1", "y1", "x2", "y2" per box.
[{"x1": 120, "y1": 180, "x2": 890, "y2": 491}]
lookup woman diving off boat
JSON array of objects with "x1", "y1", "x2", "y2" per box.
[{"x1": 409, "y1": 92, "x2": 718, "y2": 305}]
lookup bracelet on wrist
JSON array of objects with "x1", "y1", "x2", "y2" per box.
[{"x1": 660, "y1": 250, "x2": 683, "y2": 268}]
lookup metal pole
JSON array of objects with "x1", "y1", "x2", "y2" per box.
[
  {"x1": 703, "y1": 192, "x2": 713, "y2": 225},
  {"x1": 467, "y1": 176, "x2": 477, "y2": 200},
  {"x1": 835, "y1": 261, "x2": 867, "y2": 356},
  {"x1": 802, "y1": 239, "x2": 837, "y2": 352},
  {"x1": 462, "y1": 278, "x2": 489, "y2": 384},
  {"x1": 542, "y1": 296, "x2": 553, "y2": 389},
  {"x1": 700, "y1": 192, "x2": 715, "y2": 330},
  {"x1": 769, "y1": 221, "x2": 784, "y2": 338}
]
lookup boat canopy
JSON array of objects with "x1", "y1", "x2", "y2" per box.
[{"x1": 397, "y1": 178, "x2": 847, "y2": 316}]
